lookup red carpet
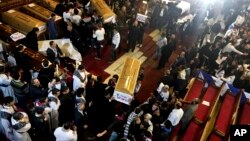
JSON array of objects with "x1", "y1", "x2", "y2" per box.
[
  {"x1": 185, "y1": 78, "x2": 204, "y2": 101},
  {"x1": 195, "y1": 85, "x2": 219, "y2": 123},
  {"x1": 182, "y1": 121, "x2": 203, "y2": 141},
  {"x1": 239, "y1": 102, "x2": 250, "y2": 124},
  {"x1": 169, "y1": 123, "x2": 181, "y2": 141},
  {"x1": 209, "y1": 133, "x2": 223, "y2": 141},
  {"x1": 215, "y1": 93, "x2": 235, "y2": 136}
]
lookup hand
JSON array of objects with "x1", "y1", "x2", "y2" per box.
[
  {"x1": 243, "y1": 53, "x2": 248, "y2": 56},
  {"x1": 83, "y1": 124, "x2": 88, "y2": 129},
  {"x1": 73, "y1": 125, "x2": 77, "y2": 131},
  {"x1": 97, "y1": 133, "x2": 103, "y2": 137}
]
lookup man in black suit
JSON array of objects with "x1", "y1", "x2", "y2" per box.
[
  {"x1": 158, "y1": 34, "x2": 177, "y2": 69},
  {"x1": 74, "y1": 102, "x2": 88, "y2": 141},
  {"x1": 37, "y1": 59, "x2": 55, "y2": 89},
  {"x1": 25, "y1": 28, "x2": 39, "y2": 51},
  {"x1": 46, "y1": 41, "x2": 63, "y2": 64}
]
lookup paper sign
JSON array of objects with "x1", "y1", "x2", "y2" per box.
[
  {"x1": 202, "y1": 100, "x2": 210, "y2": 106},
  {"x1": 28, "y1": 3, "x2": 36, "y2": 7}
]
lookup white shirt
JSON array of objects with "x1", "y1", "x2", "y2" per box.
[
  {"x1": 221, "y1": 75, "x2": 235, "y2": 85},
  {"x1": 72, "y1": 15, "x2": 82, "y2": 26},
  {"x1": 222, "y1": 43, "x2": 244, "y2": 55},
  {"x1": 93, "y1": 28, "x2": 105, "y2": 41},
  {"x1": 160, "y1": 8, "x2": 164, "y2": 17},
  {"x1": 73, "y1": 70, "x2": 88, "y2": 91},
  {"x1": 234, "y1": 15, "x2": 245, "y2": 26},
  {"x1": 54, "y1": 127, "x2": 77, "y2": 141},
  {"x1": 167, "y1": 108, "x2": 184, "y2": 126},
  {"x1": 159, "y1": 91, "x2": 169, "y2": 101},
  {"x1": 48, "y1": 93, "x2": 61, "y2": 110},
  {"x1": 224, "y1": 29, "x2": 239, "y2": 39},
  {"x1": 63, "y1": 12, "x2": 72, "y2": 22},
  {"x1": 112, "y1": 32, "x2": 120, "y2": 49}
]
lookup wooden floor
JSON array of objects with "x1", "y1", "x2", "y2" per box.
[{"x1": 82, "y1": 28, "x2": 183, "y2": 103}]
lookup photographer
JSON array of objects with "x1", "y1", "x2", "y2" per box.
[{"x1": 54, "y1": 121, "x2": 77, "y2": 141}]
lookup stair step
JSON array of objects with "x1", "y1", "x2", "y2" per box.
[
  {"x1": 139, "y1": 56, "x2": 148, "y2": 64},
  {"x1": 141, "y1": 41, "x2": 155, "y2": 52},
  {"x1": 153, "y1": 34, "x2": 161, "y2": 42},
  {"x1": 149, "y1": 29, "x2": 160, "y2": 38},
  {"x1": 144, "y1": 44, "x2": 156, "y2": 57},
  {"x1": 132, "y1": 51, "x2": 143, "y2": 59}
]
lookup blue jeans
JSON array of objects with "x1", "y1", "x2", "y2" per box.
[
  {"x1": 155, "y1": 46, "x2": 161, "y2": 58},
  {"x1": 109, "y1": 131, "x2": 119, "y2": 141}
]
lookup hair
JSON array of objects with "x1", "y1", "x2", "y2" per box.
[
  {"x1": 51, "y1": 13, "x2": 56, "y2": 17},
  {"x1": 134, "y1": 107, "x2": 142, "y2": 114},
  {"x1": 12, "y1": 72, "x2": 20, "y2": 80},
  {"x1": 3, "y1": 96, "x2": 14, "y2": 105},
  {"x1": 176, "y1": 102, "x2": 182, "y2": 109},
  {"x1": 49, "y1": 41, "x2": 54, "y2": 46},
  {"x1": 74, "y1": 8, "x2": 79, "y2": 15},
  {"x1": 16, "y1": 45, "x2": 24, "y2": 52},
  {"x1": 42, "y1": 59, "x2": 49, "y2": 67},
  {"x1": 113, "y1": 74, "x2": 119, "y2": 80},
  {"x1": 97, "y1": 76, "x2": 103, "y2": 82},
  {"x1": 35, "y1": 107, "x2": 45, "y2": 115},
  {"x1": 78, "y1": 64, "x2": 85, "y2": 70},
  {"x1": 0, "y1": 65, "x2": 5, "y2": 73},
  {"x1": 12, "y1": 112, "x2": 24, "y2": 121},
  {"x1": 55, "y1": 77, "x2": 60, "y2": 82},
  {"x1": 75, "y1": 88, "x2": 84, "y2": 97},
  {"x1": 63, "y1": 121, "x2": 72, "y2": 130},
  {"x1": 32, "y1": 27, "x2": 39, "y2": 32}
]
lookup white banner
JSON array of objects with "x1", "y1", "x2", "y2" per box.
[
  {"x1": 136, "y1": 13, "x2": 148, "y2": 23},
  {"x1": 113, "y1": 90, "x2": 133, "y2": 105}
]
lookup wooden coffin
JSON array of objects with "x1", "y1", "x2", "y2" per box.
[
  {"x1": 113, "y1": 57, "x2": 141, "y2": 105},
  {"x1": 20, "y1": 3, "x2": 61, "y2": 22},
  {"x1": 91, "y1": 0, "x2": 116, "y2": 23},
  {"x1": 0, "y1": 22, "x2": 17, "y2": 41},
  {"x1": 1, "y1": 9, "x2": 46, "y2": 35},
  {"x1": 37, "y1": 0, "x2": 58, "y2": 12}
]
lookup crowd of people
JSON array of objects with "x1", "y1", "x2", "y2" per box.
[{"x1": 0, "y1": 0, "x2": 250, "y2": 141}]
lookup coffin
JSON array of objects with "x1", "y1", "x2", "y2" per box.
[
  {"x1": 38, "y1": 39, "x2": 82, "y2": 61},
  {"x1": 113, "y1": 57, "x2": 141, "y2": 105},
  {"x1": 91, "y1": 0, "x2": 116, "y2": 23},
  {"x1": 20, "y1": 3, "x2": 61, "y2": 22},
  {"x1": 38, "y1": 0, "x2": 58, "y2": 11},
  {"x1": 1, "y1": 9, "x2": 46, "y2": 35},
  {"x1": 0, "y1": 22, "x2": 26, "y2": 42}
]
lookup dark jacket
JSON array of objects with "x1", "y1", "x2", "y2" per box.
[
  {"x1": 38, "y1": 67, "x2": 55, "y2": 88},
  {"x1": 25, "y1": 31, "x2": 38, "y2": 51},
  {"x1": 46, "y1": 46, "x2": 62, "y2": 62}
]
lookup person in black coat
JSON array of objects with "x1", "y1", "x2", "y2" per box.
[
  {"x1": 54, "y1": 0, "x2": 65, "y2": 17},
  {"x1": 46, "y1": 41, "x2": 63, "y2": 64},
  {"x1": 58, "y1": 86, "x2": 75, "y2": 125},
  {"x1": 157, "y1": 34, "x2": 177, "y2": 69},
  {"x1": 30, "y1": 107, "x2": 51, "y2": 141},
  {"x1": 127, "y1": 20, "x2": 140, "y2": 52},
  {"x1": 29, "y1": 78, "x2": 46, "y2": 102},
  {"x1": 74, "y1": 102, "x2": 88, "y2": 141},
  {"x1": 37, "y1": 60, "x2": 55, "y2": 89},
  {"x1": 25, "y1": 28, "x2": 39, "y2": 51},
  {"x1": 65, "y1": 25, "x2": 84, "y2": 54}
]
